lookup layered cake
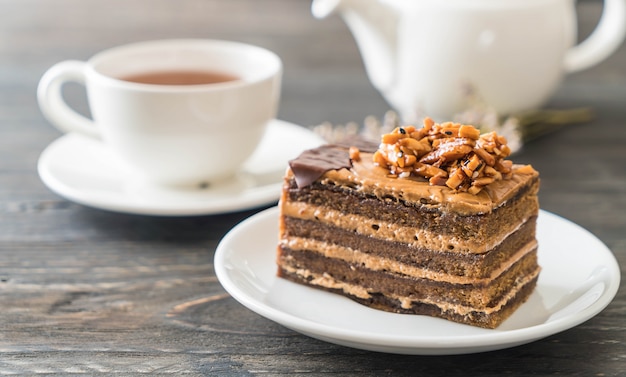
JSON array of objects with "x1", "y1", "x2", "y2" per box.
[{"x1": 276, "y1": 118, "x2": 540, "y2": 328}]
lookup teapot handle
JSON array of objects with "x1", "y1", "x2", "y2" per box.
[{"x1": 565, "y1": 0, "x2": 626, "y2": 72}]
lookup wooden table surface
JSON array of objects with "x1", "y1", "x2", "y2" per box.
[{"x1": 1, "y1": 0, "x2": 625, "y2": 375}]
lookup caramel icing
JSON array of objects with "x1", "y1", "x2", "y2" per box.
[
  {"x1": 288, "y1": 267, "x2": 371, "y2": 299},
  {"x1": 281, "y1": 201, "x2": 533, "y2": 253},
  {"x1": 280, "y1": 236, "x2": 538, "y2": 285},
  {"x1": 280, "y1": 264, "x2": 541, "y2": 315},
  {"x1": 322, "y1": 155, "x2": 538, "y2": 215},
  {"x1": 287, "y1": 142, "x2": 538, "y2": 216},
  {"x1": 389, "y1": 267, "x2": 540, "y2": 316}
]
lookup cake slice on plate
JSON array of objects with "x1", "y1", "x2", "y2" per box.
[{"x1": 276, "y1": 118, "x2": 540, "y2": 329}]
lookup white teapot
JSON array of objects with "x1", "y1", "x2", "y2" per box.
[{"x1": 312, "y1": 0, "x2": 626, "y2": 121}]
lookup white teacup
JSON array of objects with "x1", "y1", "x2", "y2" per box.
[
  {"x1": 38, "y1": 39, "x2": 282, "y2": 188},
  {"x1": 313, "y1": 0, "x2": 626, "y2": 121}
]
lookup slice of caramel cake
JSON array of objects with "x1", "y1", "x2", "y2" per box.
[{"x1": 276, "y1": 118, "x2": 540, "y2": 328}]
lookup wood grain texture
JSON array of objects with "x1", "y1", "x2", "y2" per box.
[{"x1": 1, "y1": 0, "x2": 625, "y2": 375}]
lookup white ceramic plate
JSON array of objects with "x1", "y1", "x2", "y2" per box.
[
  {"x1": 37, "y1": 119, "x2": 324, "y2": 216},
  {"x1": 215, "y1": 207, "x2": 620, "y2": 355}
]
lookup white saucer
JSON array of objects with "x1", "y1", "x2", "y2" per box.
[
  {"x1": 215, "y1": 208, "x2": 621, "y2": 355},
  {"x1": 37, "y1": 120, "x2": 325, "y2": 216}
]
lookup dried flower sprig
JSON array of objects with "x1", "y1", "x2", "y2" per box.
[
  {"x1": 312, "y1": 106, "x2": 592, "y2": 154},
  {"x1": 312, "y1": 110, "x2": 399, "y2": 144}
]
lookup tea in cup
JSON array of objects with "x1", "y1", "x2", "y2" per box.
[{"x1": 38, "y1": 39, "x2": 282, "y2": 188}]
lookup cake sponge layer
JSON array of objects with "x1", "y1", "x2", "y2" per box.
[
  {"x1": 278, "y1": 242, "x2": 538, "y2": 309},
  {"x1": 280, "y1": 215, "x2": 538, "y2": 281},
  {"x1": 278, "y1": 264, "x2": 539, "y2": 329}
]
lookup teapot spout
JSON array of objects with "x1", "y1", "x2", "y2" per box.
[{"x1": 312, "y1": 0, "x2": 397, "y2": 92}]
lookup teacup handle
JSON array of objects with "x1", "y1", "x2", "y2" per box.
[
  {"x1": 565, "y1": 0, "x2": 626, "y2": 72},
  {"x1": 37, "y1": 60, "x2": 101, "y2": 139}
]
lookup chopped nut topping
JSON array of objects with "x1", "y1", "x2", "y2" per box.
[
  {"x1": 349, "y1": 146, "x2": 361, "y2": 162},
  {"x1": 373, "y1": 117, "x2": 521, "y2": 194}
]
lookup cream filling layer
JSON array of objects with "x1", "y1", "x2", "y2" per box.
[
  {"x1": 282, "y1": 201, "x2": 529, "y2": 254},
  {"x1": 280, "y1": 264, "x2": 540, "y2": 316},
  {"x1": 281, "y1": 236, "x2": 538, "y2": 285}
]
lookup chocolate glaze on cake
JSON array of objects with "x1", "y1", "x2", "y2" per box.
[
  {"x1": 288, "y1": 139, "x2": 379, "y2": 188},
  {"x1": 277, "y1": 122, "x2": 540, "y2": 329}
]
